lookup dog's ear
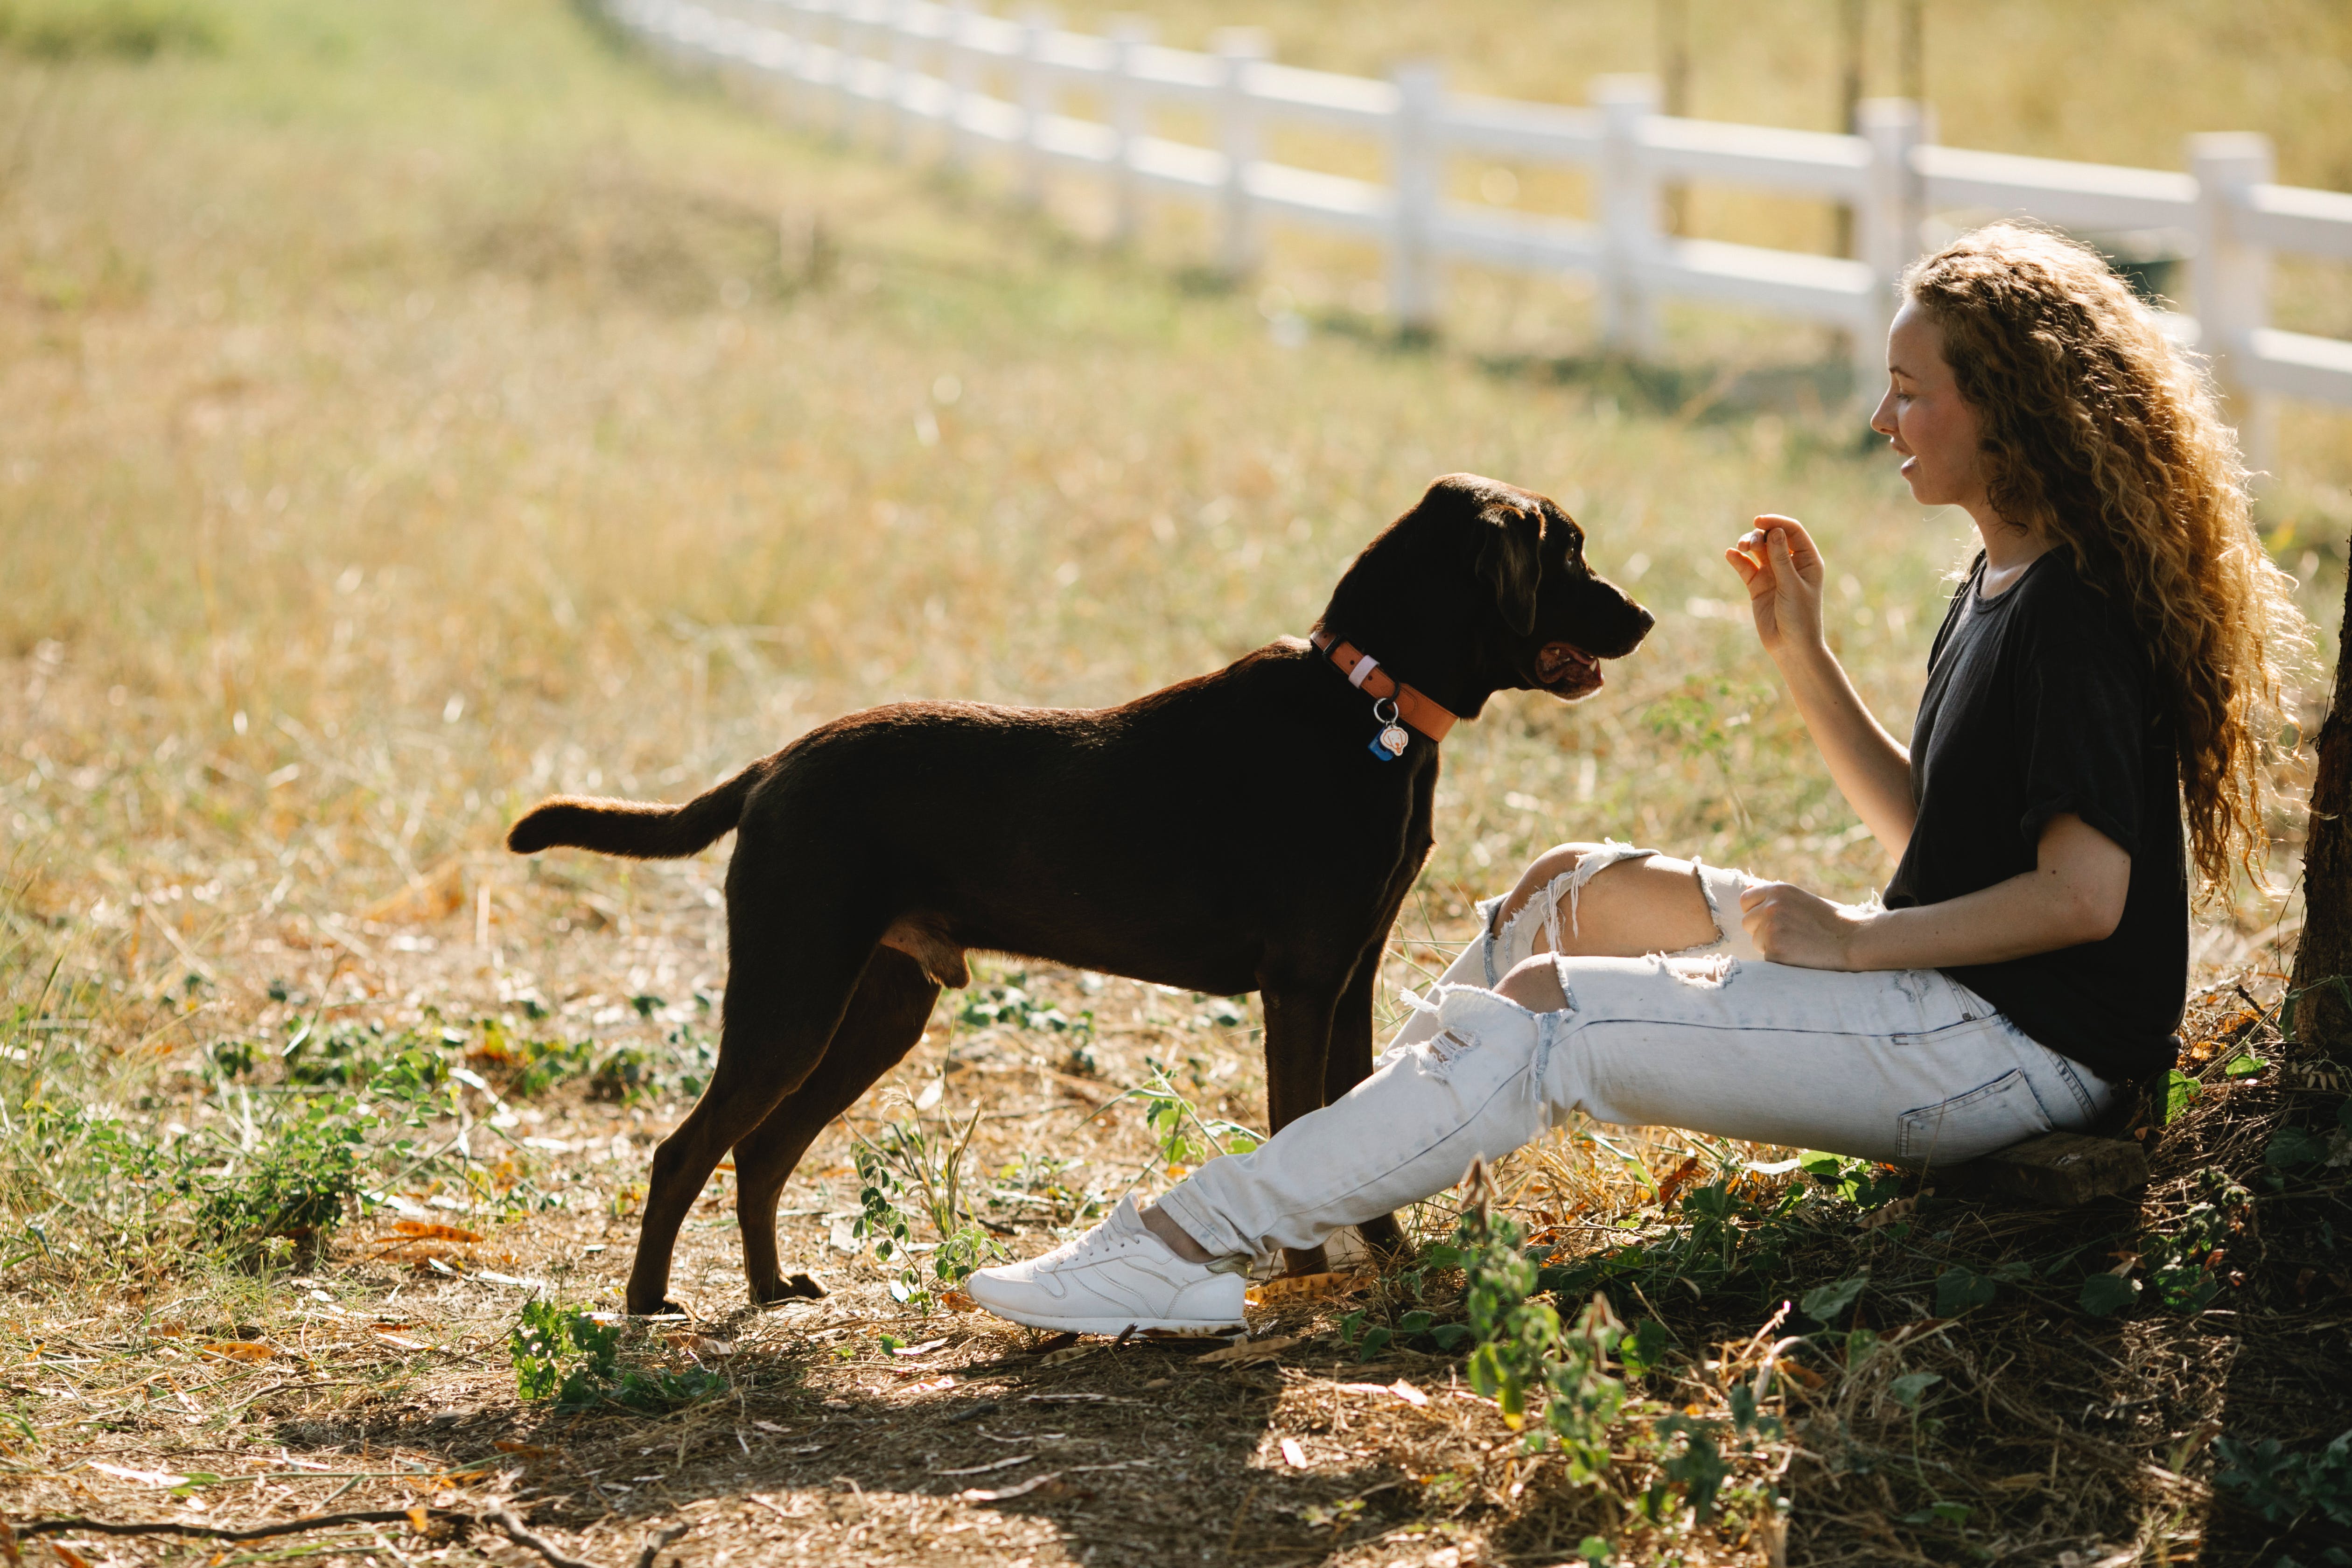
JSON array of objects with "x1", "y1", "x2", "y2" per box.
[{"x1": 1475, "y1": 501, "x2": 1545, "y2": 636}]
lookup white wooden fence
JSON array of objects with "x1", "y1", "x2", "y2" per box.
[{"x1": 608, "y1": 0, "x2": 2352, "y2": 455}]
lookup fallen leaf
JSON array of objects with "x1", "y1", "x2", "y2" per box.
[
  {"x1": 1246, "y1": 1272, "x2": 1372, "y2": 1307},
  {"x1": 1858, "y1": 1197, "x2": 1916, "y2": 1231},
  {"x1": 1279, "y1": 1437, "x2": 1308, "y2": 1468},
  {"x1": 388, "y1": 1221, "x2": 483, "y2": 1244},
  {"x1": 890, "y1": 1337, "x2": 951, "y2": 1357},
  {"x1": 389, "y1": 1245, "x2": 478, "y2": 1273},
  {"x1": 938, "y1": 1289, "x2": 978, "y2": 1312},
  {"x1": 1038, "y1": 1344, "x2": 1097, "y2": 1366},
  {"x1": 752, "y1": 1420, "x2": 789, "y2": 1434},
  {"x1": 50, "y1": 1545, "x2": 90, "y2": 1568},
  {"x1": 894, "y1": 1376, "x2": 956, "y2": 1395},
  {"x1": 407, "y1": 1507, "x2": 428, "y2": 1533},
  {"x1": 957, "y1": 1471, "x2": 1063, "y2": 1502},
  {"x1": 88, "y1": 1462, "x2": 191, "y2": 1487},
  {"x1": 1387, "y1": 1379, "x2": 1430, "y2": 1407},
  {"x1": 200, "y1": 1341, "x2": 274, "y2": 1363},
  {"x1": 493, "y1": 1441, "x2": 546, "y2": 1459},
  {"x1": 1654, "y1": 1154, "x2": 1705, "y2": 1210},
  {"x1": 374, "y1": 1330, "x2": 427, "y2": 1351},
  {"x1": 1196, "y1": 1335, "x2": 1296, "y2": 1366}
]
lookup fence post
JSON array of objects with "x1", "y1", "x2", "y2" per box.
[
  {"x1": 1593, "y1": 74, "x2": 1660, "y2": 357},
  {"x1": 943, "y1": 0, "x2": 975, "y2": 172},
  {"x1": 1213, "y1": 27, "x2": 1270, "y2": 280},
  {"x1": 1388, "y1": 60, "x2": 1443, "y2": 338},
  {"x1": 1855, "y1": 98, "x2": 1927, "y2": 399},
  {"x1": 1017, "y1": 8, "x2": 1055, "y2": 207},
  {"x1": 2190, "y1": 132, "x2": 2278, "y2": 484},
  {"x1": 1108, "y1": 16, "x2": 1154, "y2": 246}
]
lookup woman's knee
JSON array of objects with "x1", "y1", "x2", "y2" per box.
[
  {"x1": 1495, "y1": 954, "x2": 1568, "y2": 1013},
  {"x1": 1497, "y1": 842, "x2": 1608, "y2": 927}
]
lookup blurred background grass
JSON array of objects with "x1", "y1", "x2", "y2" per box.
[{"x1": 1, "y1": 0, "x2": 2345, "y2": 1031}]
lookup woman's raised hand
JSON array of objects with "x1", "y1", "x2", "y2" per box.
[{"x1": 1724, "y1": 514, "x2": 1827, "y2": 658}]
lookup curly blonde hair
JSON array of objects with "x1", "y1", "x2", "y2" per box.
[{"x1": 1903, "y1": 222, "x2": 2313, "y2": 897}]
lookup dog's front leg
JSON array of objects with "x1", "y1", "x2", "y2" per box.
[
  {"x1": 1260, "y1": 981, "x2": 1343, "y2": 1278},
  {"x1": 1325, "y1": 945, "x2": 1408, "y2": 1264}
]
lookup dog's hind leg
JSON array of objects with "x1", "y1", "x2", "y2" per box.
[
  {"x1": 731, "y1": 946, "x2": 939, "y2": 1305},
  {"x1": 624, "y1": 931, "x2": 875, "y2": 1316}
]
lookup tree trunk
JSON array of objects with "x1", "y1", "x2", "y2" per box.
[{"x1": 2291, "y1": 552, "x2": 2352, "y2": 1060}]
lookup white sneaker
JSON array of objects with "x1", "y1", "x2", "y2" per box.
[{"x1": 965, "y1": 1196, "x2": 1248, "y2": 1336}]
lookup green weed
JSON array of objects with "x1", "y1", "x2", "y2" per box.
[
  {"x1": 588, "y1": 1026, "x2": 714, "y2": 1107},
  {"x1": 509, "y1": 1299, "x2": 726, "y2": 1413},
  {"x1": 985, "y1": 1151, "x2": 1105, "y2": 1231},
  {"x1": 1097, "y1": 1057, "x2": 1263, "y2": 1175},
  {"x1": 465, "y1": 1020, "x2": 596, "y2": 1099},
  {"x1": 1453, "y1": 1205, "x2": 1627, "y2": 1482},
  {"x1": 174, "y1": 1091, "x2": 364, "y2": 1256},
  {"x1": 850, "y1": 1101, "x2": 1003, "y2": 1308},
  {"x1": 955, "y1": 981, "x2": 1088, "y2": 1036},
  {"x1": 1378, "y1": 1185, "x2": 1785, "y2": 1537},
  {"x1": 2213, "y1": 1427, "x2": 2352, "y2": 1542}
]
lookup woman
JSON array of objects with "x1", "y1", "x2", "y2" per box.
[{"x1": 967, "y1": 223, "x2": 2314, "y2": 1336}]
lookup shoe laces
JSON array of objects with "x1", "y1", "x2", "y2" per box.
[{"x1": 1032, "y1": 1213, "x2": 1148, "y2": 1270}]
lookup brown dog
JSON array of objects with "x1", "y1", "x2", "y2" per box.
[{"x1": 508, "y1": 474, "x2": 1651, "y2": 1313}]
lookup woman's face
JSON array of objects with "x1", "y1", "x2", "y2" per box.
[{"x1": 1870, "y1": 301, "x2": 1989, "y2": 512}]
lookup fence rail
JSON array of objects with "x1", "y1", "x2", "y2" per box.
[{"x1": 615, "y1": 0, "x2": 2352, "y2": 460}]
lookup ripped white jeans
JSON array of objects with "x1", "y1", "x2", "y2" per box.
[{"x1": 1156, "y1": 844, "x2": 2115, "y2": 1264}]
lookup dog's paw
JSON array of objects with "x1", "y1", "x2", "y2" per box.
[{"x1": 752, "y1": 1272, "x2": 826, "y2": 1305}]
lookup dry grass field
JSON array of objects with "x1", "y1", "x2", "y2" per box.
[{"x1": 2, "y1": 1, "x2": 2350, "y2": 1565}]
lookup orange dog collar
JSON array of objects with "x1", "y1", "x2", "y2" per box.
[{"x1": 1310, "y1": 630, "x2": 1461, "y2": 745}]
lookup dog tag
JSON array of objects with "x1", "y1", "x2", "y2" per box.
[{"x1": 1380, "y1": 723, "x2": 1411, "y2": 756}]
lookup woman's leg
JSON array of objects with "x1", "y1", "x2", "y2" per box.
[
  {"x1": 1384, "y1": 842, "x2": 1755, "y2": 1055},
  {"x1": 1155, "y1": 953, "x2": 2110, "y2": 1263}
]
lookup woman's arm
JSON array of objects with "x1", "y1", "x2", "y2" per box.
[
  {"x1": 1739, "y1": 812, "x2": 2132, "y2": 970},
  {"x1": 1725, "y1": 517, "x2": 1918, "y2": 857}
]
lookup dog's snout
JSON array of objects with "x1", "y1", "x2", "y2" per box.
[{"x1": 1584, "y1": 576, "x2": 1655, "y2": 659}]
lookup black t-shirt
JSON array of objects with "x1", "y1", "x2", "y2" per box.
[{"x1": 1883, "y1": 549, "x2": 2188, "y2": 1082}]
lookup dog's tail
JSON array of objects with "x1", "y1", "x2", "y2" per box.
[{"x1": 506, "y1": 764, "x2": 761, "y2": 860}]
